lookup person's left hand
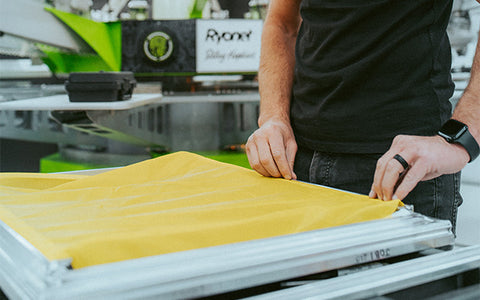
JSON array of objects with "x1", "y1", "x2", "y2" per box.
[{"x1": 369, "y1": 134, "x2": 470, "y2": 201}]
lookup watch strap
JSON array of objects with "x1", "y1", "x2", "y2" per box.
[{"x1": 456, "y1": 127, "x2": 480, "y2": 163}]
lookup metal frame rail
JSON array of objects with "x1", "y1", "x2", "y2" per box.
[
  {"x1": 0, "y1": 212, "x2": 454, "y2": 299},
  {"x1": 247, "y1": 245, "x2": 480, "y2": 300}
]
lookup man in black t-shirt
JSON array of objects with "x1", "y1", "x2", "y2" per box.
[{"x1": 246, "y1": 0, "x2": 480, "y2": 229}]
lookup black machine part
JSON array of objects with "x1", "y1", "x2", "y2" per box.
[{"x1": 65, "y1": 71, "x2": 137, "y2": 102}]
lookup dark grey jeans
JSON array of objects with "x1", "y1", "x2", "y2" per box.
[{"x1": 293, "y1": 146, "x2": 463, "y2": 232}]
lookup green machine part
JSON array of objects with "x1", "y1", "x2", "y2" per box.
[
  {"x1": 40, "y1": 153, "x2": 117, "y2": 173},
  {"x1": 39, "y1": 7, "x2": 122, "y2": 74},
  {"x1": 41, "y1": 151, "x2": 250, "y2": 173},
  {"x1": 39, "y1": 1, "x2": 209, "y2": 74},
  {"x1": 189, "y1": 0, "x2": 208, "y2": 19}
]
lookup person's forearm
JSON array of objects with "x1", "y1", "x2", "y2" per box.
[
  {"x1": 257, "y1": 11, "x2": 300, "y2": 127},
  {"x1": 452, "y1": 33, "x2": 480, "y2": 144},
  {"x1": 245, "y1": 1, "x2": 302, "y2": 180}
]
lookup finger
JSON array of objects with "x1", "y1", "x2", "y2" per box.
[
  {"x1": 268, "y1": 134, "x2": 293, "y2": 179},
  {"x1": 372, "y1": 152, "x2": 393, "y2": 200},
  {"x1": 380, "y1": 155, "x2": 411, "y2": 200},
  {"x1": 393, "y1": 161, "x2": 428, "y2": 200},
  {"x1": 246, "y1": 140, "x2": 271, "y2": 177},
  {"x1": 371, "y1": 141, "x2": 408, "y2": 199},
  {"x1": 285, "y1": 140, "x2": 298, "y2": 180},
  {"x1": 256, "y1": 136, "x2": 283, "y2": 177}
]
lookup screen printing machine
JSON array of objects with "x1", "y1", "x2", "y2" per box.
[{"x1": 0, "y1": 1, "x2": 479, "y2": 299}]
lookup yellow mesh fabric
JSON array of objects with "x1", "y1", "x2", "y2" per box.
[{"x1": 0, "y1": 152, "x2": 401, "y2": 269}]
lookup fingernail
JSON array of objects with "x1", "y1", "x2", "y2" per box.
[
  {"x1": 392, "y1": 194, "x2": 399, "y2": 200},
  {"x1": 368, "y1": 190, "x2": 375, "y2": 198}
]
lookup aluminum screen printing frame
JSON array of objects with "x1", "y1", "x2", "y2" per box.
[
  {"x1": 0, "y1": 208, "x2": 454, "y2": 300},
  {"x1": 246, "y1": 244, "x2": 480, "y2": 300}
]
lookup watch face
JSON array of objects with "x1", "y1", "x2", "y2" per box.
[{"x1": 440, "y1": 119, "x2": 468, "y2": 139}]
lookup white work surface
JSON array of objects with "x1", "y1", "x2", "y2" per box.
[
  {"x1": 0, "y1": 93, "x2": 163, "y2": 111},
  {"x1": 0, "y1": 93, "x2": 261, "y2": 111}
]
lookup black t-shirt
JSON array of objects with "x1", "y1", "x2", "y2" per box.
[{"x1": 291, "y1": 0, "x2": 455, "y2": 154}]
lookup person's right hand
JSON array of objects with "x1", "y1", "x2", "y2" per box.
[{"x1": 246, "y1": 118, "x2": 298, "y2": 180}]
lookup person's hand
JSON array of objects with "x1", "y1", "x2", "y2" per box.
[
  {"x1": 370, "y1": 134, "x2": 469, "y2": 201},
  {"x1": 246, "y1": 118, "x2": 298, "y2": 180}
]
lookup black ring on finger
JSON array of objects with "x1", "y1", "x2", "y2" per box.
[{"x1": 393, "y1": 154, "x2": 409, "y2": 170}]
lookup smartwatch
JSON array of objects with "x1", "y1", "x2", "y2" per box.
[{"x1": 438, "y1": 119, "x2": 479, "y2": 163}]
